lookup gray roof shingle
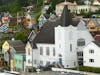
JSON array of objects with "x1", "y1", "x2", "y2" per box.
[{"x1": 8, "y1": 40, "x2": 25, "y2": 53}]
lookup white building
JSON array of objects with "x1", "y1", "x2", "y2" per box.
[
  {"x1": 83, "y1": 41, "x2": 100, "y2": 68},
  {"x1": 55, "y1": 0, "x2": 100, "y2": 16},
  {"x1": 93, "y1": 0, "x2": 100, "y2": 5},
  {"x1": 25, "y1": 5, "x2": 94, "y2": 70}
]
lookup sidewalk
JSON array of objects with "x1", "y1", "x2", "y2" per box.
[{"x1": 84, "y1": 72, "x2": 100, "y2": 75}]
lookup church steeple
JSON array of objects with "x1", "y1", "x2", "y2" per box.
[{"x1": 59, "y1": 5, "x2": 72, "y2": 27}]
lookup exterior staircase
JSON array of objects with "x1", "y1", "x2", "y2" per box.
[{"x1": 0, "y1": 24, "x2": 9, "y2": 32}]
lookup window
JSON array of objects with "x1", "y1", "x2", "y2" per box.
[
  {"x1": 59, "y1": 54, "x2": 62, "y2": 57},
  {"x1": 89, "y1": 50, "x2": 94, "y2": 53},
  {"x1": 46, "y1": 61, "x2": 50, "y2": 66},
  {"x1": 77, "y1": 52, "x2": 83, "y2": 56},
  {"x1": 40, "y1": 60, "x2": 43, "y2": 65},
  {"x1": 46, "y1": 47, "x2": 50, "y2": 55},
  {"x1": 89, "y1": 59, "x2": 94, "y2": 63},
  {"x1": 74, "y1": 62, "x2": 76, "y2": 66},
  {"x1": 90, "y1": 27, "x2": 95, "y2": 29},
  {"x1": 77, "y1": 38, "x2": 85, "y2": 46},
  {"x1": 40, "y1": 47, "x2": 43, "y2": 55},
  {"x1": 28, "y1": 59, "x2": 31, "y2": 63},
  {"x1": 53, "y1": 47, "x2": 55, "y2": 56},
  {"x1": 19, "y1": 60, "x2": 22, "y2": 64},
  {"x1": 70, "y1": 44, "x2": 72, "y2": 52},
  {"x1": 34, "y1": 60, "x2": 37, "y2": 64}
]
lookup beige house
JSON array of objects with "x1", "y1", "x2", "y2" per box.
[
  {"x1": 55, "y1": 0, "x2": 100, "y2": 16},
  {"x1": 55, "y1": 1, "x2": 77, "y2": 16},
  {"x1": 93, "y1": 0, "x2": 100, "y2": 5}
]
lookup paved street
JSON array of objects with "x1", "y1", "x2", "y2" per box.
[{"x1": 21, "y1": 71, "x2": 86, "y2": 75}]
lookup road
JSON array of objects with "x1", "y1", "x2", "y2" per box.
[{"x1": 21, "y1": 71, "x2": 86, "y2": 75}]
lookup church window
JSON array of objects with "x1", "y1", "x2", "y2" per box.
[
  {"x1": 70, "y1": 44, "x2": 72, "y2": 52},
  {"x1": 53, "y1": 47, "x2": 55, "y2": 56},
  {"x1": 77, "y1": 38, "x2": 85, "y2": 46},
  {"x1": 40, "y1": 47, "x2": 43, "y2": 55},
  {"x1": 46, "y1": 47, "x2": 50, "y2": 55}
]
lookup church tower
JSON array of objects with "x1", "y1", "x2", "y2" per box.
[{"x1": 55, "y1": 5, "x2": 94, "y2": 68}]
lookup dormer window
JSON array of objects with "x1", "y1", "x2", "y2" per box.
[{"x1": 77, "y1": 38, "x2": 85, "y2": 46}]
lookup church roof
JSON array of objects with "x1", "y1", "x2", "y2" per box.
[
  {"x1": 32, "y1": 5, "x2": 79, "y2": 49},
  {"x1": 77, "y1": 20, "x2": 87, "y2": 30},
  {"x1": 59, "y1": 5, "x2": 72, "y2": 27},
  {"x1": 32, "y1": 18, "x2": 79, "y2": 49}
]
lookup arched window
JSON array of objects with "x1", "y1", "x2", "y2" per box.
[{"x1": 77, "y1": 38, "x2": 85, "y2": 46}]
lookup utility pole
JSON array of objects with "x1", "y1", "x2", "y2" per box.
[{"x1": 76, "y1": 47, "x2": 79, "y2": 72}]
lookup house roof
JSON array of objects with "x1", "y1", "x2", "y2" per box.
[
  {"x1": 8, "y1": 40, "x2": 25, "y2": 53},
  {"x1": 43, "y1": 14, "x2": 50, "y2": 19},
  {"x1": 57, "y1": 1, "x2": 77, "y2": 6},
  {"x1": 87, "y1": 18, "x2": 100, "y2": 27},
  {"x1": 94, "y1": 34, "x2": 100, "y2": 41},
  {"x1": 93, "y1": 41, "x2": 100, "y2": 47},
  {"x1": 98, "y1": 0, "x2": 100, "y2": 2},
  {"x1": 32, "y1": 5, "x2": 80, "y2": 48}
]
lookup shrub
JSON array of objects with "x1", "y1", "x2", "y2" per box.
[{"x1": 72, "y1": 66, "x2": 100, "y2": 73}]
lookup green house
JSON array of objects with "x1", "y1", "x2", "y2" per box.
[{"x1": 14, "y1": 54, "x2": 24, "y2": 71}]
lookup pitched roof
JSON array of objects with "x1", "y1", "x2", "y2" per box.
[
  {"x1": 32, "y1": 18, "x2": 79, "y2": 48},
  {"x1": 8, "y1": 40, "x2": 25, "y2": 53},
  {"x1": 59, "y1": 5, "x2": 72, "y2": 27},
  {"x1": 94, "y1": 34, "x2": 100, "y2": 41},
  {"x1": 87, "y1": 18, "x2": 100, "y2": 26},
  {"x1": 32, "y1": 5, "x2": 80, "y2": 49},
  {"x1": 57, "y1": 1, "x2": 76, "y2": 6},
  {"x1": 43, "y1": 14, "x2": 50, "y2": 19},
  {"x1": 77, "y1": 20, "x2": 87, "y2": 30},
  {"x1": 93, "y1": 41, "x2": 100, "y2": 47}
]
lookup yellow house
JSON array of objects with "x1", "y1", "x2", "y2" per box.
[
  {"x1": 87, "y1": 19, "x2": 100, "y2": 32},
  {"x1": 2, "y1": 41, "x2": 10, "y2": 53},
  {"x1": 2, "y1": 40, "x2": 25, "y2": 67}
]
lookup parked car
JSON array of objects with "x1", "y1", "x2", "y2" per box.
[{"x1": 9, "y1": 71, "x2": 20, "y2": 75}]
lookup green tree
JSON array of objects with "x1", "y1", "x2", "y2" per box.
[{"x1": 15, "y1": 32, "x2": 27, "y2": 43}]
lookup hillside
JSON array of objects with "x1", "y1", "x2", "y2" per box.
[{"x1": 0, "y1": 0, "x2": 85, "y2": 14}]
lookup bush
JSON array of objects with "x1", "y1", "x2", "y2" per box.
[
  {"x1": 72, "y1": 66, "x2": 100, "y2": 73},
  {"x1": 28, "y1": 67, "x2": 36, "y2": 72}
]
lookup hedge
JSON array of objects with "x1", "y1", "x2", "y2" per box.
[{"x1": 72, "y1": 66, "x2": 100, "y2": 73}]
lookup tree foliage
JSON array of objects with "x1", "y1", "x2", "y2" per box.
[{"x1": 14, "y1": 32, "x2": 27, "y2": 43}]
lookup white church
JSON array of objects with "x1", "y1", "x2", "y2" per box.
[{"x1": 25, "y1": 5, "x2": 94, "y2": 69}]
